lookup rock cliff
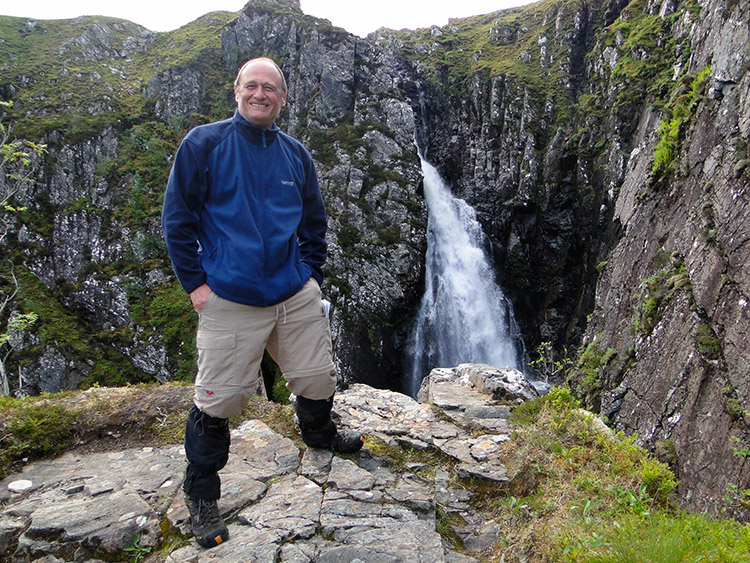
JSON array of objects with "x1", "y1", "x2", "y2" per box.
[
  {"x1": 395, "y1": 0, "x2": 750, "y2": 518},
  {"x1": 0, "y1": 0, "x2": 748, "y2": 517},
  {"x1": 582, "y1": 0, "x2": 750, "y2": 517}
]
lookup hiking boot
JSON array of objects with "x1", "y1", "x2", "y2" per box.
[
  {"x1": 330, "y1": 431, "x2": 365, "y2": 454},
  {"x1": 184, "y1": 494, "x2": 229, "y2": 548},
  {"x1": 294, "y1": 394, "x2": 365, "y2": 453}
]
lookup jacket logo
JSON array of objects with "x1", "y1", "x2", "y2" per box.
[{"x1": 280, "y1": 180, "x2": 295, "y2": 186}]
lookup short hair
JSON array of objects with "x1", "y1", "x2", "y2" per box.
[{"x1": 234, "y1": 57, "x2": 287, "y2": 92}]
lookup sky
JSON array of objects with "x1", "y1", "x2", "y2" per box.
[{"x1": 1, "y1": 0, "x2": 536, "y2": 37}]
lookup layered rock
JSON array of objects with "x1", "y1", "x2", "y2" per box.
[
  {"x1": 581, "y1": 0, "x2": 750, "y2": 517},
  {"x1": 0, "y1": 368, "x2": 524, "y2": 562}
]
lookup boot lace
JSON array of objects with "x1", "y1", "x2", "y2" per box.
[{"x1": 189, "y1": 498, "x2": 221, "y2": 526}]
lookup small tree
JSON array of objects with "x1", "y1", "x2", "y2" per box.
[
  {"x1": 529, "y1": 341, "x2": 573, "y2": 385},
  {"x1": 0, "y1": 101, "x2": 46, "y2": 395},
  {"x1": 0, "y1": 309, "x2": 39, "y2": 395}
]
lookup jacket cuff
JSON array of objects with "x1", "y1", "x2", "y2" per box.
[
  {"x1": 309, "y1": 265, "x2": 324, "y2": 287},
  {"x1": 180, "y1": 272, "x2": 208, "y2": 296}
]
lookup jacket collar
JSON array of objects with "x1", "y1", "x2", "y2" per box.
[{"x1": 232, "y1": 110, "x2": 280, "y2": 147}]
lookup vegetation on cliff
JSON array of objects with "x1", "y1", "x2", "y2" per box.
[{"x1": 0, "y1": 0, "x2": 706, "y2": 399}]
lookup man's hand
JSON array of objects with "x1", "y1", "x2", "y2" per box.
[{"x1": 190, "y1": 283, "x2": 213, "y2": 313}]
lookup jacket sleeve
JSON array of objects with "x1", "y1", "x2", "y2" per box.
[
  {"x1": 297, "y1": 150, "x2": 328, "y2": 286},
  {"x1": 161, "y1": 137, "x2": 208, "y2": 294}
]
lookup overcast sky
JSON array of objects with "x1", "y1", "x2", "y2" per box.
[{"x1": 1, "y1": 0, "x2": 536, "y2": 37}]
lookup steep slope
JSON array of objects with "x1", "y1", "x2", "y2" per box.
[
  {"x1": 388, "y1": 0, "x2": 749, "y2": 517},
  {"x1": 581, "y1": 0, "x2": 750, "y2": 517}
]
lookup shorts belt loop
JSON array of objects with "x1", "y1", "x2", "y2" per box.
[{"x1": 282, "y1": 302, "x2": 288, "y2": 324}]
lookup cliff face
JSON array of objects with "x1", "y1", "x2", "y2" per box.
[
  {"x1": 0, "y1": 0, "x2": 748, "y2": 516},
  {"x1": 387, "y1": 0, "x2": 750, "y2": 517},
  {"x1": 1, "y1": 1, "x2": 428, "y2": 394},
  {"x1": 585, "y1": 0, "x2": 750, "y2": 516}
]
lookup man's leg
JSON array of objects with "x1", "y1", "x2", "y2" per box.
[
  {"x1": 183, "y1": 404, "x2": 230, "y2": 548},
  {"x1": 186, "y1": 291, "x2": 275, "y2": 547},
  {"x1": 294, "y1": 394, "x2": 364, "y2": 453},
  {"x1": 267, "y1": 279, "x2": 364, "y2": 454}
]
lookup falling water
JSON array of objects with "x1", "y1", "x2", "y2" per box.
[{"x1": 406, "y1": 157, "x2": 526, "y2": 397}]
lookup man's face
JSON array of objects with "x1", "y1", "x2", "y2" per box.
[{"x1": 234, "y1": 60, "x2": 287, "y2": 129}]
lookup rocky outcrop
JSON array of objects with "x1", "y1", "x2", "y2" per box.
[{"x1": 0, "y1": 366, "x2": 527, "y2": 562}]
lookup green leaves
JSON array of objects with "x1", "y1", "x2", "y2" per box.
[
  {"x1": 0, "y1": 312, "x2": 38, "y2": 348},
  {"x1": 123, "y1": 531, "x2": 152, "y2": 562}
]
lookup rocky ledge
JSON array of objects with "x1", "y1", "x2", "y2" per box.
[{"x1": 0, "y1": 364, "x2": 537, "y2": 562}]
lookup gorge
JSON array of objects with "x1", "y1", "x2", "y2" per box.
[{"x1": 0, "y1": 0, "x2": 748, "y2": 522}]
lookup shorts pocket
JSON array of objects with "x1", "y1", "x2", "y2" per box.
[
  {"x1": 196, "y1": 330, "x2": 237, "y2": 387},
  {"x1": 196, "y1": 330, "x2": 236, "y2": 350}
]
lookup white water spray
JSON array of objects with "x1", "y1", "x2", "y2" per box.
[{"x1": 406, "y1": 158, "x2": 525, "y2": 396}]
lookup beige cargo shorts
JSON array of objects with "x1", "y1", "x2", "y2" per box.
[{"x1": 193, "y1": 279, "x2": 337, "y2": 418}]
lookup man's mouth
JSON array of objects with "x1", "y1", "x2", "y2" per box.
[{"x1": 250, "y1": 102, "x2": 268, "y2": 108}]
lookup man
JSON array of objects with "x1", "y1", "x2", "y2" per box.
[{"x1": 162, "y1": 57, "x2": 364, "y2": 549}]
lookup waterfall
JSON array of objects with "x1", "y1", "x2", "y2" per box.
[{"x1": 406, "y1": 157, "x2": 527, "y2": 397}]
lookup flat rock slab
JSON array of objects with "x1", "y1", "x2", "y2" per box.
[
  {"x1": 0, "y1": 369, "x2": 517, "y2": 562},
  {"x1": 337, "y1": 382, "x2": 511, "y2": 483}
]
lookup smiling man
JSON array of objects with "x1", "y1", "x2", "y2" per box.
[{"x1": 162, "y1": 57, "x2": 364, "y2": 549}]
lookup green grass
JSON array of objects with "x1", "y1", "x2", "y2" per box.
[
  {"x1": 572, "y1": 511, "x2": 750, "y2": 562},
  {"x1": 0, "y1": 16, "x2": 151, "y2": 141},
  {"x1": 0, "y1": 395, "x2": 78, "y2": 477},
  {"x1": 650, "y1": 65, "x2": 711, "y2": 188},
  {"x1": 391, "y1": 0, "x2": 591, "y2": 121},
  {"x1": 484, "y1": 387, "x2": 748, "y2": 562},
  {"x1": 601, "y1": 0, "x2": 696, "y2": 111}
]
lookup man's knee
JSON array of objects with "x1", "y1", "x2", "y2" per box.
[
  {"x1": 285, "y1": 370, "x2": 336, "y2": 400},
  {"x1": 193, "y1": 386, "x2": 256, "y2": 419}
]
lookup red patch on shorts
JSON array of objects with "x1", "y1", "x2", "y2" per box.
[{"x1": 206, "y1": 390, "x2": 214, "y2": 395}]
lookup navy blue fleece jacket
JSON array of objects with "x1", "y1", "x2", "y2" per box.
[{"x1": 162, "y1": 111, "x2": 327, "y2": 307}]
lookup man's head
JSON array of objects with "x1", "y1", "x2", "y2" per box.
[{"x1": 234, "y1": 58, "x2": 287, "y2": 129}]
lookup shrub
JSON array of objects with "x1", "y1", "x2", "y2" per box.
[{"x1": 0, "y1": 396, "x2": 78, "y2": 478}]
